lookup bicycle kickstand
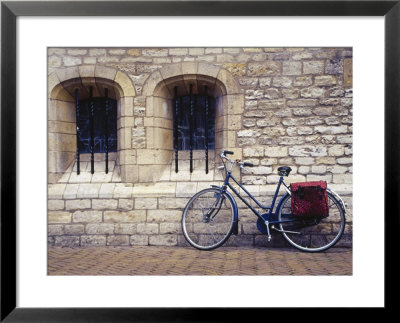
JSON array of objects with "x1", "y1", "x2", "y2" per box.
[{"x1": 264, "y1": 220, "x2": 272, "y2": 242}]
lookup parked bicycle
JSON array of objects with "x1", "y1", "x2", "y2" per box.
[{"x1": 181, "y1": 150, "x2": 346, "y2": 252}]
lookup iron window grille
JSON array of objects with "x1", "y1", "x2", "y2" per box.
[{"x1": 74, "y1": 87, "x2": 117, "y2": 174}]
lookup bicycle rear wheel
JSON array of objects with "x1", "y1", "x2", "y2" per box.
[
  {"x1": 277, "y1": 191, "x2": 345, "y2": 252},
  {"x1": 182, "y1": 188, "x2": 235, "y2": 250}
]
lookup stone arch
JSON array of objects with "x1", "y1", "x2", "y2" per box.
[
  {"x1": 48, "y1": 66, "x2": 136, "y2": 183},
  {"x1": 136, "y1": 62, "x2": 244, "y2": 183}
]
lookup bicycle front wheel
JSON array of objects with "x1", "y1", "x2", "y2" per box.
[
  {"x1": 182, "y1": 188, "x2": 235, "y2": 250},
  {"x1": 277, "y1": 191, "x2": 346, "y2": 252}
]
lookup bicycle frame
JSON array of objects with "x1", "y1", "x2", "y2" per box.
[{"x1": 216, "y1": 168, "x2": 295, "y2": 225}]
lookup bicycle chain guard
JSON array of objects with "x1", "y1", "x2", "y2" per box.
[{"x1": 256, "y1": 218, "x2": 269, "y2": 234}]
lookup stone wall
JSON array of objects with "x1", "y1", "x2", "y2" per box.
[{"x1": 48, "y1": 47, "x2": 352, "y2": 248}]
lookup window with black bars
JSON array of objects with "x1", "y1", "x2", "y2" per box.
[
  {"x1": 173, "y1": 85, "x2": 215, "y2": 174},
  {"x1": 74, "y1": 87, "x2": 117, "y2": 175}
]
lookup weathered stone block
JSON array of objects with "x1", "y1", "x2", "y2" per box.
[
  {"x1": 149, "y1": 235, "x2": 178, "y2": 246},
  {"x1": 160, "y1": 223, "x2": 182, "y2": 234},
  {"x1": 66, "y1": 199, "x2": 91, "y2": 210},
  {"x1": 265, "y1": 146, "x2": 288, "y2": 157},
  {"x1": 114, "y1": 223, "x2": 136, "y2": 235},
  {"x1": 130, "y1": 235, "x2": 149, "y2": 246},
  {"x1": 303, "y1": 61, "x2": 324, "y2": 74},
  {"x1": 315, "y1": 75, "x2": 337, "y2": 86},
  {"x1": 282, "y1": 61, "x2": 302, "y2": 75},
  {"x1": 86, "y1": 223, "x2": 114, "y2": 235},
  {"x1": 92, "y1": 199, "x2": 118, "y2": 210},
  {"x1": 107, "y1": 235, "x2": 130, "y2": 246},
  {"x1": 72, "y1": 210, "x2": 102, "y2": 223},
  {"x1": 77, "y1": 184, "x2": 101, "y2": 198},
  {"x1": 104, "y1": 210, "x2": 146, "y2": 223},
  {"x1": 333, "y1": 174, "x2": 352, "y2": 184},
  {"x1": 137, "y1": 223, "x2": 159, "y2": 234},
  {"x1": 48, "y1": 211, "x2": 72, "y2": 224},
  {"x1": 176, "y1": 182, "x2": 197, "y2": 197},
  {"x1": 55, "y1": 236, "x2": 80, "y2": 247},
  {"x1": 248, "y1": 62, "x2": 280, "y2": 76},
  {"x1": 65, "y1": 224, "x2": 85, "y2": 235},
  {"x1": 48, "y1": 225, "x2": 64, "y2": 236},
  {"x1": 328, "y1": 145, "x2": 345, "y2": 156},
  {"x1": 147, "y1": 210, "x2": 181, "y2": 223},
  {"x1": 48, "y1": 200, "x2": 64, "y2": 211},
  {"x1": 289, "y1": 146, "x2": 327, "y2": 157},
  {"x1": 81, "y1": 235, "x2": 106, "y2": 246}
]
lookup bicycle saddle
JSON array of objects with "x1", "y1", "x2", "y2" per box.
[{"x1": 278, "y1": 166, "x2": 292, "y2": 176}]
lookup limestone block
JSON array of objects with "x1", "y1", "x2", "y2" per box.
[
  {"x1": 114, "y1": 223, "x2": 136, "y2": 235},
  {"x1": 134, "y1": 197, "x2": 157, "y2": 209},
  {"x1": 72, "y1": 210, "x2": 102, "y2": 223},
  {"x1": 127, "y1": 49, "x2": 141, "y2": 56},
  {"x1": 333, "y1": 174, "x2": 352, "y2": 184},
  {"x1": 306, "y1": 174, "x2": 332, "y2": 182},
  {"x1": 137, "y1": 223, "x2": 159, "y2": 234},
  {"x1": 189, "y1": 48, "x2": 205, "y2": 55},
  {"x1": 120, "y1": 165, "x2": 139, "y2": 183},
  {"x1": 76, "y1": 184, "x2": 101, "y2": 198},
  {"x1": 81, "y1": 235, "x2": 107, "y2": 247},
  {"x1": 91, "y1": 199, "x2": 118, "y2": 210},
  {"x1": 327, "y1": 165, "x2": 348, "y2": 174},
  {"x1": 328, "y1": 145, "x2": 345, "y2": 156},
  {"x1": 55, "y1": 236, "x2": 80, "y2": 247},
  {"x1": 272, "y1": 77, "x2": 292, "y2": 88},
  {"x1": 289, "y1": 146, "x2": 327, "y2": 157},
  {"x1": 48, "y1": 200, "x2": 64, "y2": 211},
  {"x1": 86, "y1": 223, "x2": 114, "y2": 235},
  {"x1": 78, "y1": 65, "x2": 95, "y2": 78},
  {"x1": 115, "y1": 71, "x2": 136, "y2": 97},
  {"x1": 118, "y1": 199, "x2": 134, "y2": 210},
  {"x1": 98, "y1": 183, "x2": 116, "y2": 199},
  {"x1": 48, "y1": 224, "x2": 64, "y2": 236},
  {"x1": 48, "y1": 184, "x2": 67, "y2": 199},
  {"x1": 197, "y1": 62, "x2": 220, "y2": 78},
  {"x1": 65, "y1": 224, "x2": 85, "y2": 235},
  {"x1": 48, "y1": 211, "x2": 71, "y2": 224},
  {"x1": 282, "y1": 61, "x2": 302, "y2": 75},
  {"x1": 66, "y1": 199, "x2": 91, "y2": 210},
  {"x1": 159, "y1": 63, "x2": 183, "y2": 80},
  {"x1": 243, "y1": 147, "x2": 264, "y2": 157},
  {"x1": 303, "y1": 61, "x2": 324, "y2": 74},
  {"x1": 217, "y1": 68, "x2": 239, "y2": 94},
  {"x1": 89, "y1": 48, "x2": 106, "y2": 56},
  {"x1": 176, "y1": 182, "x2": 197, "y2": 197},
  {"x1": 130, "y1": 235, "x2": 149, "y2": 246},
  {"x1": 315, "y1": 126, "x2": 348, "y2": 135},
  {"x1": 247, "y1": 62, "x2": 280, "y2": 76},
  {"x1": 149, "y1": 235, "x2": 178, "y2": 246},
  {"x1": 94, "y1": 65, "x2": 117, "y2": 81},
  {"x1": 104, "y1": 210, "x2": 146, "y2": 223},
  {"x1": 158, "y1": 198, "x2": 188, "y2": 210},
  {"x1": 143, "y1": 71, "x2": 164, "y2": 97},
  {"x1": 113, "y1": 183, "x2": 133, "y2": 198},
  {"x1": 63, "y1": 184, "x2": 80, "y2": 199},
  {"x1": 315, "y1": 75, "x2": 337, "y2": 86},
  {"x1": 160, "y1": 223, "x2": 182, "y2": 234},
  {"x1": 132, "y1": 182, "x2": 176, "y2": 197},
  {"x1": 107, "y1": 235, "x2": 130, "y2": 246},
  {"x1": 300, "y1": 87, "x2": 325, "y2": 98},
  {"x1": 69, "y1": 172, "x2": 93, "y2": 184},
  {"x1": 147, "y1": 210, "x2": 181, "y2": 223}
]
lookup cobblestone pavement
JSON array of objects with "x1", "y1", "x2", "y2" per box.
[{"x1": 48, "y1": 246, "x2": 352, "y2": 275}]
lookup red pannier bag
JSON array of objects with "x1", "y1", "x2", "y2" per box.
[{"x1": 290, "y1": 181, "x2": 329, "y2": 218}]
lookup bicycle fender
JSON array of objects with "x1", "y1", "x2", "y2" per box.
[{"x1": 211, "y1": 185, "x2": 239, "y2": 235}]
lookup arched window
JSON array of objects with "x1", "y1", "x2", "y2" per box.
[{"x1": 173, "y1": 85, "x2": 215, "y2": 173}]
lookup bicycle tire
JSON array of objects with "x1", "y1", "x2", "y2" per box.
[
  {"x1": 277, "y1": 191, "x2": 346, "y2": 252},
  {"x1": 181, "y1": 188, "x2": 235, "y2": 250}
]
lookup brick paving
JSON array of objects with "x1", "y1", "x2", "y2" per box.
[{"x1": 48, "y1": 246, "x2": 352, "y2": 275}]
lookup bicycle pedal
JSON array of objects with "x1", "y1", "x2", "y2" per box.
[{"x1": 267, "y1": 235, "x2": 271, "y2": 242}]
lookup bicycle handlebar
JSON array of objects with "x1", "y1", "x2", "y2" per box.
[{"x1": 220, "y1": 150, "x2": 254, "y2": 169}]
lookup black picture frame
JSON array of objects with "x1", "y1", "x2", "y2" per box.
[{"x1": 1, "y1": 0, "x2": 398, "y2": 321}]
